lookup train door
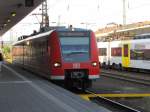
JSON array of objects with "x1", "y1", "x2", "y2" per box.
[{"x1": 122, "y1": 43, "x2": 130, "y2": 67}]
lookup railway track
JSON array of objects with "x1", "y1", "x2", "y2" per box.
[
  {"x1": 101, "y1": 70, "x2": 150, "y2": 86},
  {"x1": 84, "y1": 90, "x2": 141, "y2": 112}
]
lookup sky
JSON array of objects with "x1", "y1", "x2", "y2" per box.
[{"x1": 2, "y1": 0, "x2": 150, "y2": 41}]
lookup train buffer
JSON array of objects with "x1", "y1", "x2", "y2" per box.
[{"x1": 0, "y1": 63, "x2": 111, "y2": 112}]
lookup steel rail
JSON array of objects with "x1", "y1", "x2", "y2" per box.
[
  {"x1": 86, "y1": 90, "x2": 141, "y2": 112},
  {"x1": 101, "y1": 71, "x2": 150, "y2": 86}
]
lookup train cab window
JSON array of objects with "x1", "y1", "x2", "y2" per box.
[
  {"x1": 60, "y1": 36, "x2": 90, "y2": 62},
  {"x1": 123, "y1": 44, "x2": 128, "y2": 57}
]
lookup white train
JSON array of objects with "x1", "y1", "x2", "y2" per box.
[{"x1": 97, "y1": 33, "x2": 150, "y2": 70}]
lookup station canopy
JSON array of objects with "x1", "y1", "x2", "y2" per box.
[{"x1": 0, "y1": 0, "x2": 43, "y2": 36}]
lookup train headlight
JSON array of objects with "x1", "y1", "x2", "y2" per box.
[
  {"x1": 92, "y1": 62, "x2": 97, "y2": 67},
  {"x1": 54, "y1": 62, "x2": 61, "y2": 67}
]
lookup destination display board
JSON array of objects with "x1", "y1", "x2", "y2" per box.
[{"x1": 59, "y1": 31, "x2": 90, "y2": 37}]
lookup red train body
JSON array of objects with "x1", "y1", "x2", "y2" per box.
[{"x1": 12, "y1": 28, "x2": 100, "y2": 89}]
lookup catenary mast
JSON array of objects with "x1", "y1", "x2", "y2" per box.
[
  {"x1": 41, "y1": 0, "x2": 49, "y2": 29},
  {"x1": 123, "y1": 0, "x2": 126, "y2": 25}
]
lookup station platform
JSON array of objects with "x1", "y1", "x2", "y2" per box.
[{"x1": 0, "y1": 63, "x2": 111, "y2": 112}]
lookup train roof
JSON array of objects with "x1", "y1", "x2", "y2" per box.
[
  {"x1": 48, "y1": 26, "x2": 88, "y2": 32},
  {"x1": 136, "y1": 33, "x2": 150, "y2": 37},
  {"x1": 12, "y1": 26, "x2": 91, "y2": 45},
  {"x1": 12, "y1": 30, "x2": 54, "y2": 45},
  {"x1": 133, "y1": 33, "x2": 150, "y2": 40}
]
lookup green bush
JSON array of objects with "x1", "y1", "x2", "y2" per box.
[{"x1": 2, "y1": 45, "x2": 11, "y2": 59}]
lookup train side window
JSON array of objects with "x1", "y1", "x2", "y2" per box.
[
  {"x1": 46, "y1": 40, "x2": 49, "y2": 52},
  {"x1": 124, "y1": 44, "x2": 128, "y2": 57},
  {"x1": 99, "y1": 48, "x2": 107, "y2": 56},
  {"x1": 130, "y1": 50, "x2": 144, "y2": 60},
  {"x1": 111, "y1": 47, "x2": 122, "y2": 56},
  {"x1": 144, "y1": 49, "x2": 150, "y2": 60}
]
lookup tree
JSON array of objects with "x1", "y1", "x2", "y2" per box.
[{"x1": 2, "y1": 45, "x2": 11, "y2": 59}]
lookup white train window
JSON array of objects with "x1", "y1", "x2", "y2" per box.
[
  {"x1": 99, "y1": 48, "x2": 107, "y2": 56},
  {"x1": 111, "y1": 47, "x2": 122, "y2": 56}
]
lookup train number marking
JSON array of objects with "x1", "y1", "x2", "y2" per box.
[{"x1": 73, "y1": 63, "x2": 80, "y2": 68}]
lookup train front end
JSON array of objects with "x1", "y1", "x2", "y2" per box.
[{"x1": 50, "y1": 30, "x2": 100, "y2": 89}]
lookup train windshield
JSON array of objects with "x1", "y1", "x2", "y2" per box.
[{"x1": 59, "y1": 35, "x2": 90, "y2": 62}]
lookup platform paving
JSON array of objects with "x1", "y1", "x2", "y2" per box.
[{"x1": 0, "y1": 64, "x2": 111, "y2": 112}]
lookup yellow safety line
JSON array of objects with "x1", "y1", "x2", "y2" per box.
[
  {"x1": 79, "y1": 95, "x2": 90, "y2": 101},
  {"x1": 79, "y1": 93, "x2": 150, "y2": 100}
]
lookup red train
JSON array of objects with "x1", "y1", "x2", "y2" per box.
[{"x1": 12, "y1": 27, "x2": 100, "y2": 89}]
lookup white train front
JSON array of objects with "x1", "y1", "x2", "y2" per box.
[{"x1": 97, "y1": 33, "x2": 150, "y2": 70}]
